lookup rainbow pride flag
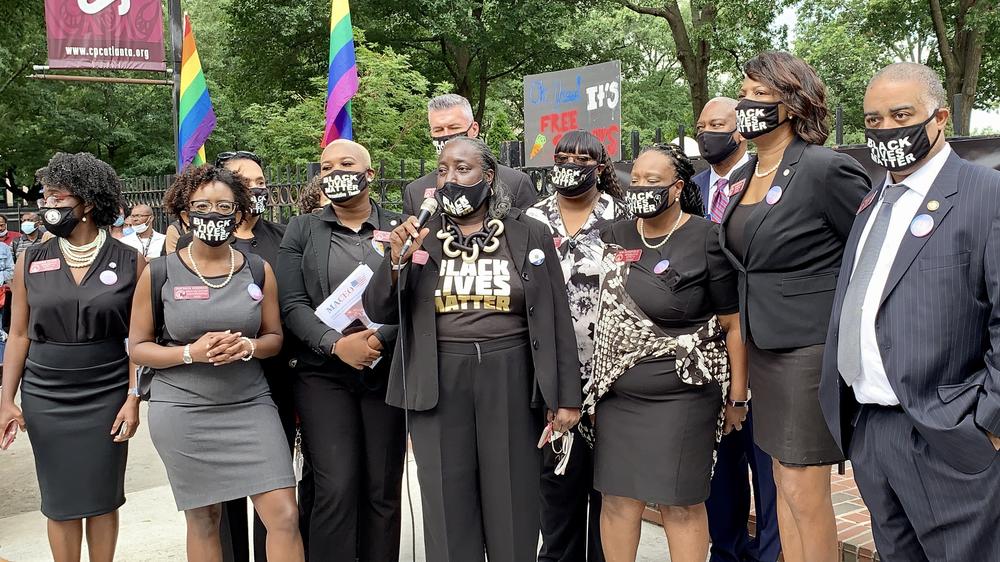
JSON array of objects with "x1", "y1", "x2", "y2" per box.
[
  {"x1": 323, "y1": 0, "x2": 358, "y2": 145},
  {"x1": 177, "y1": 13, "x2": 216, "y2": 170}
]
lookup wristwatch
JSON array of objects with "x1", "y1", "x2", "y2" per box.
[
  {"x1": 127, "y1": 387, "x2": 141, "y2": 399},
  {"x1": 728, "y1": 399, "x2": 749, "y2": 409},
  {"x1": 183, "y1": 344, "x2": 193, "y2": 365}
]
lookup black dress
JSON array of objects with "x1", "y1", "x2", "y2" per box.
[
  {"x1": 20, "y1": 237, "x2": 138, "y2": 520},
  {"x1": 593, "y1": 217, "x2": 737, "y2": 506}
]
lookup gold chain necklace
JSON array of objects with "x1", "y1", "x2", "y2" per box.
[
  {"x1": 187, "y1": 244, "x2": 236, "y2": 289},
  {"x1": 638, "y1": 211, "x2": 684, "y2": 250}
]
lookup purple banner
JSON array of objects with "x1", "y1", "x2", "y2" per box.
[{"x1": 44, "y1": 0, "x2": 166, "y2": 72}]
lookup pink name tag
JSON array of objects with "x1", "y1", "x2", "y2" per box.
[
  {"x1": 29, "y1": 259, "x2": 60, "y2": 274},
  {"x1": 615, "y1": 249, "x2": 643, "y2": 263},
  {"x1": 373, "y1": 230, "x2": 392, "y2": 243},
  {"x1": 553, "y1": 236, "x2": 564, "y2": 249},
  {"x1": 423, "y1": 188, "x2": 436, "y2": 199},
  {"x1": 729, "y1": 178, "x2": 747, "y2": 196},
  {"x1": 174, "y1": 286, "x2": 211, "y2": 300},
  {"x1": 412, "y1": 250, "x2": 429, "y2": 265}
]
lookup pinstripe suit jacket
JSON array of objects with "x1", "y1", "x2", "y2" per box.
[{"x1": 820, "y1": 150, "x2": 1000, "y2": 474}]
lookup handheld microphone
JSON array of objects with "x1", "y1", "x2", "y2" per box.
[{"x1": 400, "y1": 197, "x2": 438, "y2": 258}]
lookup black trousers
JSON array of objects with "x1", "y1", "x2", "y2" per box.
[
  {"x1": 706, "y1": 407, "x2": 780, "y2": 562},
  {"x1": 410, "y1": 336, "x2": 542, "y2": 562},
  {"x1": 850, "y1": 405, "x2": 1000, "y2": 561},
  {"x1": 294, "y1": 370, "x2": 407, "y2": 562},
  {"x1": 219, "y1": 369, "x2": 298, "y2": 562},
  {"x1": 539, "y1": 424, "x2": 604, "y2": 562}
]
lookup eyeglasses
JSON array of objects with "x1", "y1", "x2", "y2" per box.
[
  {"x1": 39, "y1": 195, "x2": 76, "y2": 207},
  {"x1": 215, "y1": 151, "x2": 262, "y2": 167},
  {"x1": 189, "y1": 200, "x2": 237, "y2": 215}
]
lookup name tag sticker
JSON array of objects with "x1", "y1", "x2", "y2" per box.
[
  {"x1": 553, "y1": 236, "x2": 563, "y2": 249},
  {"x1": 174, "y1": 286, "x2": 211, "y2": 300},
  {"x1": 729, "y1": 178, "x2": 747, "y2": 195},
  {"x1": 423, "y1": 188, "x2": 436, "y2": 199},
  {"x1": 615, "y1": 249, "x2": 643, "y2": 263},
  {"x1": 412, "y1": 250, "x2": 429, "y2": 265},
  {"x1": 29, "y1": 259, "x2": 61, "y2": 274},
  {"x1": 373, "y1": 230, "x2": 392, "y2": 243}
]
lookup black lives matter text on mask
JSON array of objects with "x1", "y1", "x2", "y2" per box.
[
  {"x1": 868, "y1": 137, "x2": 918, "y2": 169},
  {"x1": 550, "y1": 166, "x2": 583, "y2": 188},
  {"x1": 323, "y1": 173, "x2": 362, "y2": 199},
  {"x1": 435, "y1": 257, "x2": 513, "y2": 313},
  {"x1": 626, "y1": 191, "x2": 662, "y2": 216},
  {"x1": 192, "y1": 216, "x2": 234, "y2": 242},
  {"x1": 440, "y1": 194, "x2": 474, "y2": 217},
  {"x1": 737, "y1": 108, "x2": 770, "y2": 133}
]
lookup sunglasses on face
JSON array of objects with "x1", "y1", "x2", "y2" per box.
[{"x1": 215, "y1": 151, "x2": 263, "y2": 167}]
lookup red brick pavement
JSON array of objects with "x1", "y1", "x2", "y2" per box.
[{"x1": 643, "y1": 464, "x2": 881, "y2": 561}]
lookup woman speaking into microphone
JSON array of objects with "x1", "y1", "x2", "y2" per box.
[{"x1": 364, "y1": 136, "x2": 581, "y2": 562}]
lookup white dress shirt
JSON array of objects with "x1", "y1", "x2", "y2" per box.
[
  {"x1": 708, "y1": 152, "x2": 750, "y2": 211},
  {"x1": 121, "y1": 230, "x2": 166, "y2": 258},
  {"x1": 850, "y1": 143, "x2": 952, "y2": 405}
]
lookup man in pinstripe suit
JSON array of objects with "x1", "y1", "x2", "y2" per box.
[{"x1": 820, "y1": 62, "x2": 1000, "y2": 561}]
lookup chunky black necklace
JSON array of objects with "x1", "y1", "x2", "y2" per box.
[{"x1": 436, "y1": 214, "x2": 505, "y2": 263}]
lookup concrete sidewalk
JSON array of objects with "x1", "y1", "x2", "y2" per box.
[{"x1": 0, "y1": 404, "x2": 671, "y2": 561}]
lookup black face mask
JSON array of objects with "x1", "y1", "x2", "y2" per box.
[
  {"x1": 322, "y1": 170, "x2": 369, "y2": 203},
  {"x1": 432, "y1": 127, "x2": 472, "y2": 156},
  {"x1": 697, "y1": 130, "x2": 740, "y2": 164},
  {"x1": 626, "y1": 183, "x2": 679, "y2": 219},
  {"x1": 249, "y1": 188, "x2": 269, "y2": 216},
  {"x1": 436, "y1": 179, "x2": 490, "y2": 218},
  {"x1": 865, "y1": 111, "x2": 942, "y2": 172},
  {"x1": 189, "y1": 212, "x2": 236, "y2": 247},
  {"x1": 736, "y1": 99, "x2": 787, "y2": 139},
  {"x1": 40, "y1": 205, "x2": 81, "y2": 239},
  {"x1": 549, "y1": 163, "x2": 599, "y2": 197}
]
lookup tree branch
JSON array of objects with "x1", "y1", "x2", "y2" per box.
[{"x1": 612, "y1": 0, "x2": 670, "y2": 18}]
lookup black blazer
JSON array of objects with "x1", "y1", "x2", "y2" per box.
[
  {"x1": 820, "y1": 151, "x2": 1000, "y2": 475},
  {"x1": 719, "y1": 137, "x2": 871, "y2": 349},
  {"x1": 362, "y1": 208, "x2": 582, "y2": 412},
  {"x1": 402, "y1": 164, "x2": 538, "y2": 216},
  {"x1": 277, "y1": 203, "x2": 401, "y2": 373}
]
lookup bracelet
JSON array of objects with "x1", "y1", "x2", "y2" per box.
[
  {"x1": 240, "y1": 337, "x2": 255, "y2": 362},
  {"x1": 127, "y1": 387, "x2": 141, "y2": 399},
  {"x1": 391, "y1": 258, "x2": 408, "y2": 271}
]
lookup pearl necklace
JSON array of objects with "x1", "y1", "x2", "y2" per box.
[
  {"x1": 187, "y1": 244, "x2": 236, "y2": 289},
  {"x1": 754, "y1": 159, "x2": 781, "y2": 178},
  {"x1": 638, "y1": 210, "x2": 684, "y2": 250},
  {"x1": 59, "y1": 229, "x2": 106, "y2": 268}
]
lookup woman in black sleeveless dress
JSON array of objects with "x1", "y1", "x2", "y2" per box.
[{"x1": 0, "y1": 152, "x2": 141, "y2": 562}]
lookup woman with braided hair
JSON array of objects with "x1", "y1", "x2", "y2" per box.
[
  {"x1": 590, "y1": 143, "x2": 748, "y2": 562},
  {"x1": 365, "y1": 136, "x2": 582, "y2": 562},
  {"x1": 526, "y1": 129, "x2": 631, "y2": 562}
]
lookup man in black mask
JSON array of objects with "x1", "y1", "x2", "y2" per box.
[
  {"x1": 402, "y1": 94, "x2": 537, "y2": 215},
  {"x1": 820, "y1": 62, "x2": 1000, "y2": 561},
  {"x1": 693, "y1": 97, "x2": 750, "y2": 224},
  {"x1": 693, "y1": 96, "x2": 781, "y2": 562}
]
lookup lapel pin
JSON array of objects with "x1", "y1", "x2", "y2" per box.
[
  {"x1": 529, "y1": 248, "x2": 545, "y2": 266},
  {"x1": 782, "y1": 169, "x2": 790, "y2": 177},
  {"x1": 109, "y1": 261, "x2": 117, "y2": 269},
  {"x1": 765, "y1": 185, "x2": 783, "y2": 205},
  {"x1": 926, "y1": 200, "x2": 940, "y2": 212},
  {"x1": 99, "y1": 270, "x2": 118, "y2": 285},
  {"x1": 910, "y1": 214, "x2": 934, "y2": 237},
  {"x1": 653, "y1": 259, "x2": 670, "y2": 274},
  {"x1": 857, "y1": 190, "x2": 878, "y2": 214}
]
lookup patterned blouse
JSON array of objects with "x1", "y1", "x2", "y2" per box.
[{"x1": 526, "y1": 192, "x2": 631, "y2": 382}]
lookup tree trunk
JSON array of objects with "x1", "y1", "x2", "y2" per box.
[
  {"x1": 615, "y1": 1, "x2": 716, "y2": 126},
  {"x1": 928, "y1": 0, "x2": 982, "y2": 134}
]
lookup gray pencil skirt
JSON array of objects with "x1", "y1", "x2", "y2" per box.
[
  {"x1": 747, "y1": 341, "x2": 845, "y2": 466},
  {"x1": 148, "y1": 395, "x2": 296, "y2": 511}
]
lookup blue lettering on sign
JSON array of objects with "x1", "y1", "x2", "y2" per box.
[
  {"x1": 555, "y1": 76, "x2": 582, "y2": 105},
  {"x1": 528, "y1": 80, "x2": 549, "y2": 105}
]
